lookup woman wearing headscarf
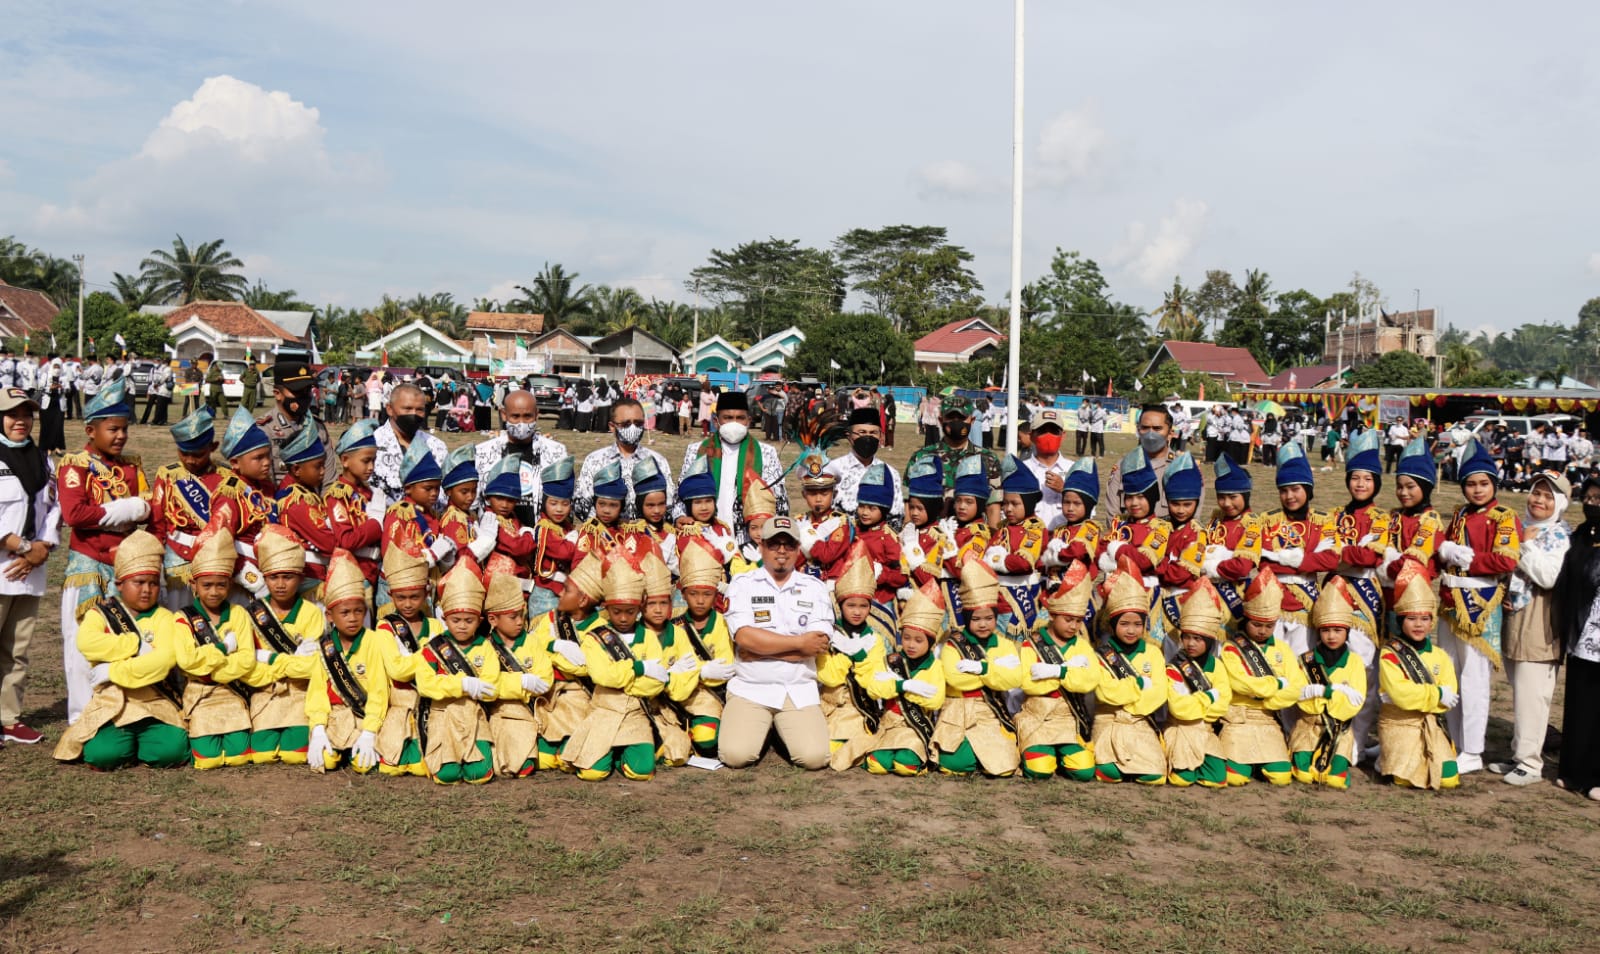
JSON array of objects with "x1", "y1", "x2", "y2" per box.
[{"x1": 1556, "y1": 476, "x2": 1600, "y2": 800}]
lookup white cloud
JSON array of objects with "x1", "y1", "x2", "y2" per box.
[
  {"x1": 0, "y1": 159, "x2": 11, "y2": 182},
  {"x1": 914, "y1": 159, "x2": 996, "y2": 199},
  {"x1": 1111, "y1": 198, "x2": 1209, "y2": 288},
  {"x1": 140, "y1": 75, "x2": 324, "y2": 163},
  {"x1": 1589, "y1": 252, "x2": 1600, "y2": 275},
  {"x1": 1035, "y1": 103, "x2": 1109, "y2": 187}
]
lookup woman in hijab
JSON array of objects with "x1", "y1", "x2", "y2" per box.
[
  {"x1": 1555, "y1": 475, "x2": 1600, "y2": 800},
  {"x1": 1497, "y1": 473, "x2": 1571, "y2": 786}
]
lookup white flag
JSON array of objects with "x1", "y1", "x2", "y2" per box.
[
  {"x1": 311, "y1": 336, "x2": 323, "y2": 365},
  {"x1": 163, "y1": 343, "x2": 177, "y2": 357},
  {"x1": 829, "y1": 359, "x2": 841, "y2": 371},
  {"x1": 114, "y1": 332, "x2": 127, "y2": 347},
  {"x1": 1035, "y1": 369, "x2": 1041, "y2": 382},
  {"x1": 1132, "y1": 378, "x2": 1141, "y2": 391},
  {"x1": 1081, "y1": 369, "x2": 1090, "y2": 383},
  {"x1": 879, "y1": 360, "x2": 885, "y2": 376}
]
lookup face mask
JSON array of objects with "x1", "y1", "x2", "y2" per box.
[
  {"x1": 1586, "y1": 504, "x2": 1600, "y2": 523},
  {"x1": 506, "y1": 421, "x2": 538, "y2": 442},
  {"x1": 719, "y1": 421, "x2": 748, "y2": 445},
  {"x1": 1033, "y1": 433, "x2": 1062, "y2": 456},
  {"x1": 1139, "y1": 430, "x2": 1168, "y2": 455},
  {"x1": 852, "y1": 435, "x2": 880, "y2": 460},
  {"x1": 394, "y1": 413, "x2": 425, "y2": 438},
  {"x1": 283, "y1": 396, "x2": 307, "y2": 420},
  {"x1": 942, "y1": 421, "x2": 969, "y2": 443},
  {"x1": 615, "y1": 423, "x2": 644, "y2": 446}
]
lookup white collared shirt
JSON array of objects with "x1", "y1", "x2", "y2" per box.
[
  {"x1": 822, "y1": 452, "x2": 904, "y2": 518},
  {"x1": 723, "y1": 567, "x2": 834, "y2": 709},
  {"x1": 1023, "y1": 453, "x2": 1075, "y2": 531}
]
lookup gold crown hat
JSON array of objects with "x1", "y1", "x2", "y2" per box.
[
  {"x1": 484, "y1": 570, "x2": 525, "y2": 616},
  {"x1": 1312, "y1": 575, "x2": 1358, "y2": 629},
  {"x1": 677, "y1": 535, "x2": 724, "y2": 591},
  {"x1": 640, "y1": 549, "x2": 673, "y2": 599},
  {"x1": 567, "y1": 550, "x2": 607, "y2": 603},
  {"x1": 1100, "y1": 564, "x2": 1151, "y2": 619},
  {"x1": 189, "y1": 526, "x2": 238, "y2": 580},
  {"x1": 438, "y1": 560, "x2": 487, "y2": 615},
  {"x1": 742, "y1": 473, "x2": 777, "y2": 521},
  {"x1": 834, "y1": 541, "x2": 877, "y2": 603},
  {"x1": 382, "y1": 538, "x2": 430, "y2": 594},
  {"x1": 958, "y1": 552, "x2": 1002, "y2": 610},
  {"x1": 1242, "y1": 569, "x2": 1285, "y2": 623},
  {"x1": 323, "y1": 549, "x2": 367, "y2": 608},
  {"x1": 602, "y1": 548, "x2": 647, "y2": 606},
  {"x1": 1392, "y1": 564, "x2": 1439, "y2": 618},
  {"x1": 1043, "y1": 560, "x2": 1094, "y2": 618},
  {"x1": 797, "y1": 449, "x2": 837, "y2": 490},
  {"x1": 1177, "y1": 578, "x2": 1227, "y2": 638},
  {"x1": 113, "y1": 529, "x2": 165, "y2": 581},
  {"x1": 900, "y1": 579, "x2": 948, "y2": 638},
  {"x1": 255, "y1": 524, "x2": 306, "y2": 576}
]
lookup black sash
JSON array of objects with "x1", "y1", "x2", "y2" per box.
[
  {"x1": 593, "y1": 626, "x2": 668, "y2": 734},
  {"x1": 180, "y1": 607, "x2": 251, "y2": 701},
  {"x1": 953, "y1": 634, "x2": 1015, "y2": 732},
  {"x1": 1301, "y1": 650, "x2": 1349, "y2": 773},
  {"x1": 247, "y1": 598, "x2": 300, "y2": 655},
  {"x1": 417, "y1": 634, "x2": 479, "y2": 757},
  {"x1": 672, "y1": 613, "x2": 726, "y2": 702},
  {"x1": 1174, "y1": 655, "x2": 1213, "y2": 697},
  {"x1": 1027, "y1": 633, "x2": 1093, "y2": 730},
  {"x1": 835, "y1": 629, "x2": 883, "y2": 735},
  {"x1": 552, "y1": 613, "x2": 595, "y2": 695},
  {"x1": 1388, "y1": 638, "x2": 1448, "y2": 731},
  {"x1": 1096, "y1": 638, "x2": 1164, "y2": 738},
  {"x1": 1229, "y1": 635, "x2": 1275, "y2": 679},
  {"x1": 97, "y1": 598, "x2": 185, "y2": 707},
  {"x1": 884, "y1": 651, "x2": 936, "y2": 745},
  {"x1": 385, "y1": 613, "x2": 418, "y2": 653},
  {"x1": 488, "y1": 632, "x2": 542, "y2": 720},
  {"x1": 319, "y1": 631, "x2": 367, "y2": 720}
]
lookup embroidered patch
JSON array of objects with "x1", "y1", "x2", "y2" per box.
[
  {"x1": 355, "y1": 663, "x2": 367, "y2": 676},
  {"x1": 472, "y1": 654, "x2": 484, "y2": 668},
  {"x1": 796, "y1": 601, "x2": 813, "y2": 609},
  {"x1": 521, "y1": 656, "x2": 534, "y2": 669},
  {"x1": 1141, "y1": 661, "x2": 1152, "y2": 674},
  {"x1": 65, "y1": 468, "x2": 81, "y2": 489},
  {"x1": 754, "y1": 610, "x2": 771, "y2": 623}
]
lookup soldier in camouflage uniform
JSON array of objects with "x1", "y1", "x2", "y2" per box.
[
  {"x1": 904, "y1": 394, "x2": 1002, "y2": 525},
  {"x1": 256, "y1": 359, "x2": 336, "y2": 489}
]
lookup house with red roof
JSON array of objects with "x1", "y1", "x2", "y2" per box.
[
  {"x1": 1142, "y1": 340, "x2": 1271, "y2": 391},
  {"x1": 1267, "y1": 363, "x2": 1341, "y2": 390},
  {"x1": 913, "y1": 317, "x2": 1004, "y2": 374},
  {"x1": 0, "y1": 280, "x2": 61, "y2": 343},
  {"x1": 161, "y1": 301, "x2": 305, "y2": 362}
]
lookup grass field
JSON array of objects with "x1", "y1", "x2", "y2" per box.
[{"x1": 4, "y1": 416, "x2": 1599, "y2": 954}]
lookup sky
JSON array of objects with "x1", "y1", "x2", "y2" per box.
[{"x1": 2, "y1": 1, "x2": 1597, "y2": 337}]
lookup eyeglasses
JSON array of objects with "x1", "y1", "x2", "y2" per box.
[{"x1": 763, "y1": 539, "x2": 799, "y2": 551}]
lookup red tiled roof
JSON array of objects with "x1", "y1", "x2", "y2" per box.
[
  {"x1": 913, "y1": 317, "x2": 1003, "y2": 355},
  {"x1": 0, "y1": 280, "x2": 60, "y2": 333},
  {"x1": 466, "y1": 311, "x2": 544, "y2": 334},
  {"x1": 1155, "y1": 340, "x2": 1270, "y2": 385},
  {"x1": 1268, "y1": 363, "x2": 1340, "y2": 390},
  {"x1": 163, "y1": 301, "x2": 300, "y2": 341}
]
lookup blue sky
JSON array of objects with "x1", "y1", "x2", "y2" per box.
[{"x1": 3, "y1": 1, "x2": 1596, "y2": 335}]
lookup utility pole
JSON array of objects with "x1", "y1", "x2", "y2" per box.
[
  {"x1": 73, "y1": 253, "x2": 85, "y2": 357},
  {"x1": 691, "y1": 279, "x2": 700, "y2": 377},
  {"x1": 1004, "y1": 0, "x2": 1025, "y2": 456}
]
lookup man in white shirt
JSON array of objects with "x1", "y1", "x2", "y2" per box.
[
  {"x1": 1086, "y1": 399, "x2": 1107, "y2": 457},
  {"x1": 718, "y1": 517, "x2": 833, "y2": 771},
  {"x1": 372, "y1": 383, "x2": 449, "y2": 507},
  {"x1": 823, "y1": 406, "x2": 903, "y2": 519},
  {"x1": 677, "y1": 391, "x2": 788, "y2": 545},
  {"x1": 1385, "y1": 418, "x2": 1410, "y2": 473},
  {"x1": 573, "y1": 397, "x2": 674, "y2": 522},
  {"x1": 1022, "y1": 408, "x2": 1074, "y2": 530}
]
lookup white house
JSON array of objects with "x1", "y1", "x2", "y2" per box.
[
  {"x1": 738, "y1": 326, "x2": 805, "y2": 373},
  {"x1": 678, "y1": 336, "x2": 743, "y2": 374},
  {"x1": 154, "y1": 301, "x2": 305, "y2": 363},
  {"x1": 354, "y1": 320, "x2": 475, "y2": 370}
]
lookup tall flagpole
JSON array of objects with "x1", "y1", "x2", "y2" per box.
[{"x1": 1004, "y1": 0, "x2": 1025, "y2": 455}]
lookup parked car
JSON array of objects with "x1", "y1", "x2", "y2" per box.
[
  {"x1": 125, "y1": 360, "x2": 161, "y2": 398},
  {"x1": 524, "y1": 374, "x2": 564, "y2": 417},
  {"x1": 215, "y1": 360, "x2": 250, "y2": 401}
]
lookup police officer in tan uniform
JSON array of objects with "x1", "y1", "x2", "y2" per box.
[{"x1": 256, "y1": 359, "x2": 335, "y2": 488}]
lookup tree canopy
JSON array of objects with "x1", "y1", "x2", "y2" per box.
[
  {"x1": 51, "y1": 292, "x2": 173, "y2": 357},
  {"x1": 832, "y1": 225, "x2": 983, "y2": 338},
  {"x1": 139, "y1": 235, "x2": 249, "y2": 304},
  {"x1": 783, "y1": 312, "x2": 913, "y2": 385},
  {"x1": 687, "y1": 238, "x2": 845, "y2": 344}
]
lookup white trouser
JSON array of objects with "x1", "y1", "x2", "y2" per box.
[
  {"x1": 61, "y1": 586, "x2": 95, "y2": 726},
  {"x1": 1346, "y1": 627, "x2": 1379, "y2": 749},
  {"x1": 1440, "y1": 618, "x2": 1492, "y2": 757},
  {"x1": 1506, "y1": 658, "x2": 1558, "y2": 774}
]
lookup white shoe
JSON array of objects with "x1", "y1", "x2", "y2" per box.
[
  {"x1": 1487, "y1": 760, "x2": 1515, "y2": 776},
  {"x1": 1456, "y1": 752, "x2": 1484, "y2": 774},
  {"x1": 1503, "y1": 767, "x2": 1541, "y2": 786}
]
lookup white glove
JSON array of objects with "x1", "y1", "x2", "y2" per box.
[
  {"x1": 902, "y1": 678, "x2": 936, "y2": 698},
  {"x1": 306, "y1": 725, "x2": 331, "y2": 770},
  {"x1": 873, "y1": 670, "x2": 897, "y2": 684},
  {"x1": 1065, "y1": 655, "x2": 1091, "y2": 669},
  {"x1": 1041, "y1": 538, "x2": 1068, "y2": 568},
  {"x1": 1301, "y1": 683, "x2": 1325, "y2": 701},
  {"x1": 1205, "y1": 687, "x2": 1221, "y2": 702},
  {"x1": 1170, "y1": 680, "x2": 1192, "y2": 696},
  {"x1": 1273, "y1": 547, "x2": 1305, "y2": 569},
  {"x1": 1097, "y1": 545, "x2": 1122, "y2": 576},
  {"x1": 955, "y1": 659, "x2": 985, "y2": 675},
  {"x1": 641, "y1": 659, "x2": 670, "y2": 683},
  {"x1": 1276, "y1": 676, "x2": 1289, "y2": 691},
  {"x1": 88, "y1": 662, "x2": 112, "y2": 687},
  {"x1": 992, "y1": 654, "x2": 1020, "y2": 669},
  {"x1": 797, "y1": 521, "x2": 820, "y2": 557},
  {"x1": 98, "y1": 497, "x2": 150, "y2": 526},
  {"x1": 520, "y1": 673, "x2": 550, "y2": 695},
  {"x1": 902, "y1": 544, "x2": 926, "y2": 569},
  {"x1": 427, "y1": 536, "x2": 456, "y2": 567},
  {"x1": 670, "y1": 653, "x2": 699, "y2": 674},
  {"x1": 739, "y1": 543, "x2": 761, "y2": 564},
  {"x1": 816, "y1": 516, "x2": 842, "y2": 540},
  {"x1": 1438, "y1": 541, "x2": 1474, "y2": 570},
  {"x1": 1357, "y1": 532, "x2": 1378, "y2": 547},
  {"x1": 896, "y1": 587, "x2": 914, "y2": 601},
  {"x1": 1381, "y1": 546, "x2": 1403, "y2": 577},
  {"x1": 1201, "y1": 546, "x2": 1233, "y2": 579},
  {"x1": 296, "y1": 639, "x2": 319, "y2": 656},
  {"x1": 938, "y1": 517, "x2": 959, "y2": 539},
  {"x1": 1439, "y1": 686, "x2": 1460, "y2": 709},
  {"x1": 831, "y1": 630, "x2": 874, "y2": 657},
  {"x1": 700, "y1": 659, "x2": 737, "y2": 682},
  {"x1": 364, "y1": 493, "x2": 387, "y2": 523},
  {"x1": 552, "y1": 639, "x2": 586, "y2": 669},
  {"x1": 351, "y1": 730, "x2": 379, "y2": 771},
  {"x1": 982, "y1": 547, "x2": 1007, "y2": 571},
  {"x1": 1030, "y1": 662, "x2": 1065, "y2": 681},
  {"x1": 256, "y1": 649, "x2": 275, "y2": 664},
  {"x1": 236, "y1": 564, "x2": 269, "y2": 599},
  {"x1": 1332, "y1": 683, "x2": 1365, "y2": 707},
  {"x1": 222, "y1": 632, "x2": 237, "y2": 654},
  {"x1": 460, "y1": 676, "x2": 497, "y2": 701}
]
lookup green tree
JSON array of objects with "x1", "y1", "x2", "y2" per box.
[
  {"x1": 1019, "y1": 249, "x2": 1152, "y2": 390},
  {"x1": 590, "y1": 285, "x2": 648, "y2": 335},
  {"x1": 1138, "y1": 361, "x2": 1216, "y2": 401},
  {"x1": 1217, "y1": 268, "x2": 1274, "y2": 364},
  {"x1": 1192, "y1": 269, "x2": 1240, "y2": 340},
  {"x1": 1574, "y1": 297, "x2": 1600, "y2": 382},
  {"x1": 832, "y1": 225, "x2": 983, "y2": 336},
  {"x1": 1152, "y1": 277, "x2": 1202, "y2": 341},
  {"x1": 783, "y1": 313, "x2": 914, "y2": 385},
  {"x1": 243, "y1": 280, "x2": 311, "y2": 312},
  {"x1": 687, "y1": 238, "x2": 846, "y2": 343},
  {"x1": 512, "y1": 262, "x2": 593, "y2": 330},
  {"x1": 362, "y1": 295, "x2": 412, "y2": 338},
  {"x1": 0, "y1": 236, "x2": 81, "y2": 308},
  {"x1": 1350, "y1": 350, "x2": 1432, "y2": 388},
  {"x1": 139, "y1": 235, "x2": 249, "y2": 304},
  {"x1": 644, "y1": 298, "x2": 695, "y2": 350},
  {"x1": 111, "y1": 271, "x2": 155, "y2": 310},
  {"x1": 1262, "y1": 288, "x2": 1326, "y2": 368},
  {"x1": 51, "y1": 292, "x2": 172, "y2": 357},
  {"x1": 317, "y1": 305, "x2": 369, "y2": 353},
  {"x1": 404, "y1": 292, "x2": 468, "y2": 338}
]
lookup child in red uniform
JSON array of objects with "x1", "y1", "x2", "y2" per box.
[
  {"x1": 1153, "y1": 453, "x2": 1206, "y2": 646},
  {"x1": 573, "y1": 459, "x2": 626, "y2": 559},
  {"x1": 900, "y1": 456, "x2": 952, "y2": 601},
  {"x1": 794, "y1": 449, "x2": 844, "y2": 580},
  {"x1": 1258, "y1": 442, "x2": 1338, "y2": 656},
  {"x1": 273, "y1": 424, "x2": 341, "y2": 594},
  {"x1": 1041, "y1": 456, "x2": 1104, "y2": 582},
  {"x1": 1201, "y1": 455, "x2": 1264, "y2": 633},
  {"x1": 437, "y1": 445, "x2": 481, "y2": 554},
  {"x1": 379, "y1": 440, "x2": 455, "y2": 615},
  {"x1": 323, "y1": 420, "x2": 385, "y2": 587},
  {"x1": 1100, "y1": 449, "x2": 1171, "y2": 642},
  {"x1": 674, "y1": 460, "x2": 737, "y2": 574},
  {"x1": 208, "y1": 408, "x2": 279, "y2": 602},
  {"x1": 149, "y1": 407, "x2": 226, "y2": 610}
]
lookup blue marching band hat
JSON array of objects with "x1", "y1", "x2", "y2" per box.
[
  {"x1": 1064, "y1": 456, "x2": 1101, "y2": 505},
  {"x1": 84, "y1": 377, "x2": 132, "y2": 422},
  {"x1": 1456, "y1": 437, "x2": 1497, "y2": 485},
  {"x1": 1118, "y1": 448, "x2": 1158, "y2": 495},
  {"x1": 632, "y1": 456, "x2": 668, "y2": 498},
  {"x1": 169, "y1": 406, "x2": 215, "y2": 452},
  {"x1": 906, "y1": 455, "x2": 944, "y2": 500},
  {"x1": 541, "y1": 457, "x2": 575, "y2": 501},
  {"x1": 1162, "y1": 452, "x2": 1202, "y2": 502},
  {"x1": 335, "y1": 419, "x2": 380, "y2": 456},
  {"x1": 1345, "y1": 428, "x2": 1382, "y2": 475},
  {"x1": 280, "y1": 422, "x2": 326, "y2": 467},
  {"x1": 858, "y1": 461, "x2": 897, "y2": 509},
  {"x1": 1398, "y1": 435, "x2": 1437, "y2": 487},
  {"x1": 442, "y1": 445, "x2": 479, "y2": 489},
  {"x1": 591, "y1": 459, "x2": 627, "y2": 501},
  {"x1": 1213, "y1": 453, "x2": 1252, "y2": 495},
  {"x1": 999, "y1": 453, "x2": 1040, "y2": 496},
  {"x1": 482, "y1": 456, "x2": 524, "y2": 499},
  {"x1": 678, "y1": 456, "x2": 715, "y2": 502},
  {"x1": 1275, "y1": 440, "x2": 1314, "y2": 487},
  {"x1": 399, "y1": 439, "x2": 442, "y2": 487},
  {"x1": 219, "y1": 406, "x2": 270, "y2": 460},
  {"x1": 953, "y1": 454, "x2": 990, "y2": 499}
]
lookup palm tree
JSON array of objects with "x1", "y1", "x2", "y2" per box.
[
  {"x1": 362, "y1": 295, "x2": 412, "y2": 338},
  {"x1": 26, "y1": 255, "x2": 81, "y2": 309},
  {"x1": 1240, "y1": 268, "x2": 1274, "y2": 309},
  {"x1": 511, "y1": 262, "x2": 593, "y2": 330},
  {"x1": 242, "y1": 280, "x2": 308, "y2": 312},
  {"x1": 404, "y1": 292, "x2": 468, "y2": 338},
  {"x1": 1152, "y1": 277, "x2": 1202, "y2": 341},
  {"x1": 1442, "y1": 341, "x2": 1482, "y2": 386},
  {"x1": 590, "y1": 285, "x2": 647, "y2": 334},
  {"x1": 111, "y1": 271, "x2": 155, "y2": 310},
  {"x1": 645, "y1": 298, "x2": 694, "y2": 350},
  {"x1": 139, "y1": 235, "x2": 249, "y2": 304},
  {"x1": 472, "y1": 297, "x2": 501, "y2": 313}
]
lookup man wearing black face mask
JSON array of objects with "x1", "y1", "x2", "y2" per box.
[
  {"x1": 823, "y1": 405, "x2": 903, "y2": 521},
  {"x1": 1104, "y1": 404, "x2": 1184, "y2": 519},
  {"x1": 259, "y1": 359, "x2": 336, "y2": 488},
  {"x1": 370, "y1": 382, "x2": 449, "y2": 508},
  {"x1": 904, "y1": 395, "x2": 1001, "y2": 526}
]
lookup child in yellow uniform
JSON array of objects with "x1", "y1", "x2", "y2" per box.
[
  {"x1": 819, "y1": 544, "x2": 894, "y2": 771},
  {"x1": 1378, "y1": 567, "x2": 1461, "y2": 789},
  {"x1": 172, "y1": 528, "x2": 256, "y2": 769},
  {"x1": 484, "y1": 573, "x2": 553, "y2": 778},
  {"x1": 642, "y1": 550, "x2": 696, "y2": 768},
  {"x1": 1290, "y1": 576, "x2": 1368, "y2": 789},
  {"x1": 414, "y1": 562, "x2": 498, "y2": 784},
  {"x1": 669, "y1": 536, "x2": 736, "y2": 761},
  {"x1": 242, "y1": 524, "x2": 323, "y2": 764},
  {"x1": 1090, "y1": 564, "x2": 1168, "y2": 784},
  {"x1": 563, "y1": 551, "x2": 671, "y2": 780},
  {"x1": 542, "y1": 550, "x2": 604, "y2": 768},
  {"x1": 865, "y1": 581, "x2": 946, "y2": 776},
  {"x1": 372, "y1": 542, "x2": 434, "y2": 776},
  {"x1": 1017, "y1": 562, "x2": 1101, "y2": 781},
  {"x1": 305, "y1": 549, "x2": 388, "y2": 774},
  {"x1": 933, "y1": 556, "x2": 1023, "y2": 777},
  {"x1": 1220, "y1": 572, "x2": 1306, "y2": 785},
  {"x1": 54, "y1": 531, "x2": 189, "y2": 770},
  {"x1": 730, "y1": 477, "x2": 778, "y2": 577},
  {"x1": 1163, "y1": 579, "x2": 1233, "y2": 787}
]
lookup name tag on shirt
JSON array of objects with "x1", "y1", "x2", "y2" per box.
[{"x1": 751, "y1": 596, "x2": 775, "y2": 605}]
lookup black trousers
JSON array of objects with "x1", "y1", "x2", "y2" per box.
[
  {"x1": 1075, "y1": 430, "x2": 1088, "y2": 456},
  {"x1": 1559, "y1": 656, "x2": 1600, "y2": 794},
  {"x1": 151, "y1": 395, "x2": 171, "y2": 426},
  {"x1": 1204, "y1": 437, "x2": 1219, "y2": 463},
  {"x1": 1385, "y1": 444, "x2": 1401, "y2": 472}
]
